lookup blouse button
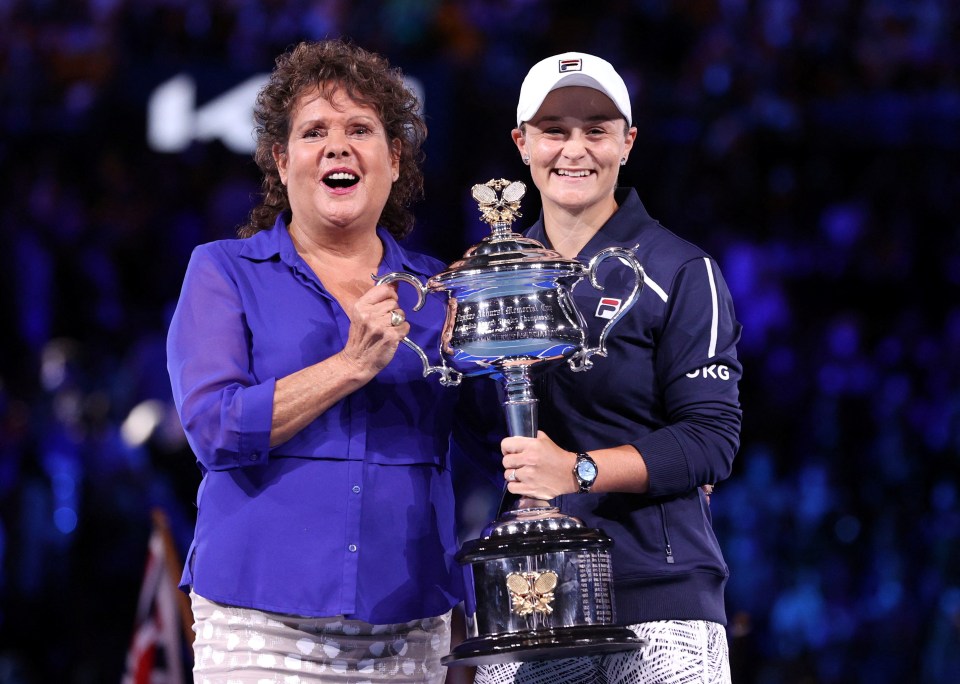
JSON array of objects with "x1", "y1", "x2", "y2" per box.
[
  {"x1": 352, "y1": 485, "x2": 361, "y2": 494},
  {"x1": 348, "y1": 544, "x2": 358, "y2": 553}
]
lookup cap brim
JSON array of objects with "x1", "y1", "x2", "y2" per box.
[{"x1": 517, "y1": 73, "x2": 629, "y2": 125}]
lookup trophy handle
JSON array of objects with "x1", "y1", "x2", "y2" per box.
[
  {"x1": 567, "y1": 247, "x2": 645, "y2": 372},
  {"x1": 375, "y1": 272, "x2": 464, "y2": 387}
]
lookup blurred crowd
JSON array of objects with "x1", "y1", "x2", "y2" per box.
[{"x1": 1, "y1": 1, "x2": 958, "y2": 682}]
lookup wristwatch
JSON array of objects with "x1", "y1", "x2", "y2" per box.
[{"x1": 573, "y1": 452, "x2": 598, "y2": 493}]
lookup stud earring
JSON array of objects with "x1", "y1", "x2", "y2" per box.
[
  {"x1": 620, "y1": 158, "x2": 627, "y2": 166},
  {"x1": 522, "y1": 156, "x2": 530, "y2": 165}
]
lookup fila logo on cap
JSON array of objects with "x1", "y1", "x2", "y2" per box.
[
  {"x1": 559, "y1": 58, "x2": 582, "y2": 73},
  {"x1": 595, "y1": 297, "x2": 622, "y2": 320}
]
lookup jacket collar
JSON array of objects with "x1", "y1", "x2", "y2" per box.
[{"x1": 525, "y1": 188, "x2": 656, "y2": 258}]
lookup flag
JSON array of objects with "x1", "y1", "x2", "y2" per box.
[{"x1": 122, "y1": 508, "x2": 193, "y2": 684}]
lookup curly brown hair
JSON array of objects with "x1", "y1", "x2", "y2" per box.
[{"x1": 238, "y1": 39, "x2": 427, "y2": 239}]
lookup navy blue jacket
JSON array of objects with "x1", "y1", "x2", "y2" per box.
[{"x1": 457, "y1": 188, "x2": 742, "y2": 626}]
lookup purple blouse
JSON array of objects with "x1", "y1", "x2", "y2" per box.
[{"x1": 166, "y1": 216, "x2": 463, "y2": 623}]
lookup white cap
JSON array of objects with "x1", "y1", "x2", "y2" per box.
[{"x1": 516, "y1": 52, "x2": 632, "y2": 127}]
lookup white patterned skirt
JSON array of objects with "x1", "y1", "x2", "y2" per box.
[
  {"x1": 473, "y1": 620, "x2": 730, "y2": 684},
  {"x1": 190, "y1": 592, "x2": 451, "y2": 683}
]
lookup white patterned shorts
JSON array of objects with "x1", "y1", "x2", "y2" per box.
[
  {"x1": 190, "y1": 592, "x2": 451, "y2": 683},
  {"x1": 473, "y1": 620, "x2": 730, "y2": 684}
]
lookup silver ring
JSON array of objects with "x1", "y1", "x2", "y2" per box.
[
  {"x1": 390, "y1": 309, "x2": 405, "y2": 327},
  {"x1": 507, "y1": 468, "x2": 517, "y2": 482}
]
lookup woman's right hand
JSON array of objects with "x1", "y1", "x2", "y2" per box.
[
  {"x1": 269, "y1": 283, "x2": 410, "y2": 448},
  {"x1": 338, "y1": 283, "x2": 410, "y2": 378}
]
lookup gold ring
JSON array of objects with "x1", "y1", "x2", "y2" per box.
[{"x1": 390, "y1": 309, "x2": 405, "y2": 327}]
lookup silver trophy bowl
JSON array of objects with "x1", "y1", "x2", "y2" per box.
[{"x1": 378, "y1": 179, "x2": 647, "y2": 666}]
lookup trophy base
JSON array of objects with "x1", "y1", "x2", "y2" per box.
[{"x1": 441, "y1": 625, "x2": 646, "y2": 667}]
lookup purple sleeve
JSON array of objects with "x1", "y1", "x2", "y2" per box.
[{"x1": 166, "y1": 245, "x2": 274, "y2": 470}]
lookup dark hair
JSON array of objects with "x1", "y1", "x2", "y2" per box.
[{"x1": 239, "y1": 39, "x2": 427, "y2": 239}]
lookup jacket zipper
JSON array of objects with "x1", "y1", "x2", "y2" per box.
[{"x1": 660, "y1": 503, "x2": 675, "y2": 564}]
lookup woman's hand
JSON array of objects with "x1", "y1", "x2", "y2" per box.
[
  {"x1": 338, "y1": 283, "x2": 410, "y2": 378},
  {"x1": 270, "y1": 283, "x2": 410, "y2": 447},
  {"x1": 501, "y1": 431, "x2": 578, "y2": 500}
]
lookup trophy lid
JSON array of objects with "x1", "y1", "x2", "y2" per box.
[{"x1": 430, "y1": 179, "x2": 583, "y2": 284}]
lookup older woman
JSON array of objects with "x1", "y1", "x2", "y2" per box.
[{"x1": 167, "y1": 39, "x2": 460, "y2": 683}]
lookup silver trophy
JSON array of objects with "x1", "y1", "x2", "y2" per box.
[{"x1": 378, "y1": 179, "x2": 646, "y2": 666}]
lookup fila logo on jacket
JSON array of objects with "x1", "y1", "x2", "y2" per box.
[{"x1": 592, "y1": 259, "x2": 735, "y2": 383}]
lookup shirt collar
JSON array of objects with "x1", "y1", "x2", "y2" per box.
[{"x1": 238, "y1": 215, "x2": 430, "y2": 277}]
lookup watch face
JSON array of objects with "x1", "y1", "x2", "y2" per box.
[{"x1": 577, "y1": 459, "x2": 598, "y2": 481}]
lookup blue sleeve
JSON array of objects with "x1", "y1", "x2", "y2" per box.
[
  {"x1": 166, "y1": 245, "x2": 274, "y2": 470},
  {"x1": 633, "y1": 257, "x2": 743, "y2": 496}
]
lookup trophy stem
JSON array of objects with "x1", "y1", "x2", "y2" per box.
[
  {"x1": 497, "y1": 365, "x2": 553, "y2": 515},
  {"x1": 501, "y1": 365, "x2": 538, "y2": 438}
]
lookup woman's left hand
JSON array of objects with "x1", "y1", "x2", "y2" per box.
[{"x1": 501, "y1": 431, "x2": 577, "y2": 500}]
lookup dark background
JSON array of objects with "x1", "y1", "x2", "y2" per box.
[{"x1": 1, "y1": 1, "x2": 959, "y2": 682}]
